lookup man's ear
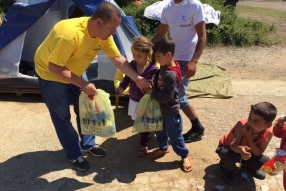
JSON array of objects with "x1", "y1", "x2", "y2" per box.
[{"x1": 95, "y1": 18, "x2": 102, "y2": 26}]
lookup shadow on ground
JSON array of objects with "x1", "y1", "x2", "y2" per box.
[
  {"x1": 203, "y1": 164, "x2": 257, "y2": 191},
  {"x1": 86, "y1": 103, "x2": 180, "y2": 184},
  {"x1": 0, "y1": 94, "x2": 180, "y2": 190},
  {"x1": 0, "y1": 150, "x2": 93, "y2": 191}
]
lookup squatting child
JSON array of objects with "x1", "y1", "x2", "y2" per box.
[
  {"x1": 144, "y1": 37, "x2": 192, "y2": 172},
  {"x1": 115, "y1": 36, "x2": 158, "y2": 157},
  {"x1": 216, "y1": 102, "x2": 277, "y2": 184},
  {"x1": 272, "y1": 115, "x2": 286, "y2": 190}
]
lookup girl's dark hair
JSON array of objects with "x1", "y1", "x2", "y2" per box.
[
  {"x1": 91, "y1": 2, "x2": 121, "y2": 22},
  {"x1": 251, "y1": 102, "x2": 277, "y2": 123}
]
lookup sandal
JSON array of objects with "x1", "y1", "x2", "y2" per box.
[
  {"x1": 137, "y1": 145, "x2": 148, "y2": 157},
  {"x1": 149, "y1": 148, "x2": 170, "y2": 159},
  {"x1": 182, "y1": 154, "x2": 193, "y2": 173}
]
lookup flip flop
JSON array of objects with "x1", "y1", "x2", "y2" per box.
[
  {"x1": 149, "y1": 148, "x2": 170, "y2": 159},
  {"x1": 137, "y1": 145, "x2": 148, "y2": 158},
  {"x1": 182, "y1": 154, "x2": 193, "y2": 173}
]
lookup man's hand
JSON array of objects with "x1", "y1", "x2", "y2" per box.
[
  {"x1": 239, "y1": 146, "x2": 252, "y2": 160},
  {"x1": 184, "y1": 61, "x2": 197, "y2": 78},
  {"x1": 80, "y1": 81, "x2": 97, "y2": 95},
  {"x1": 115, "y1": 87, "x2": 123, "y2": 96},
  {"x1": 135, "y1": 76, "x2": 149, "y2": 92}
]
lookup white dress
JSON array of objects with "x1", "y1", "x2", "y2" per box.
[{"x1": 128, "y1": 99, "x2": 139, "y2": 120}]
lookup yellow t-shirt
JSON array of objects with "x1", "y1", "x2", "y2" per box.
[{"x1": 35, "y1": 17, "x2": 120, "y2": 83}]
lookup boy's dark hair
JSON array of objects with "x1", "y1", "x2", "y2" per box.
[
  {"x1": 91, "y1": 2, "x2": 121, "y2": 22},
  {"x1": 153, "y1": 37, "x2": 175, "y2": 56},
  {"x1": 251, "y1": 102, "x2": 277, "y2": 123}
]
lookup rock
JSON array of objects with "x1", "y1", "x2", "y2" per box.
[{"x1": 214, "y1": 185, "x2": 225, "y2": 190}]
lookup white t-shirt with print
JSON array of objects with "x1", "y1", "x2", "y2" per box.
[{"x1": 161, "y1": 0, "x2": 205, "y2": 61}]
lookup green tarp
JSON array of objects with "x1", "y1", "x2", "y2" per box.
[{"x1": 186, "y1": 63, "x2": 234, "y2": 98}]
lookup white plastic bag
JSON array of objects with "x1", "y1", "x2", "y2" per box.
[
  {"x1": 79, "y1": 89, "x2": 116, "y2": 138},
  {"x1": 132, "y1": 94, "x2": 163, "y2": 133}
]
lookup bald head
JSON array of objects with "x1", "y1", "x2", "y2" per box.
[{"x1": 91, "y1": 2, "x2": 121, "y2": 23}]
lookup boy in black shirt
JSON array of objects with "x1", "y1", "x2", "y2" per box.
[{"x1": 145, "y1": 37, "x2": 192, "y2": 172}]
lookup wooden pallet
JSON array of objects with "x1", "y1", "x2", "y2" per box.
[
  {"x1": 0, "y1": 88, "x2": 40, "y2": 96},
  {"x1": 0, "y1": 87, "x2": 128, "y2": 109}
]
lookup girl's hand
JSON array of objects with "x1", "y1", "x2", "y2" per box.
[{"x1": 115, "y1": 87, "x2": 123, "y2": 96}]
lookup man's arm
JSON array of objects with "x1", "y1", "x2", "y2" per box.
[
  {"x1": 109, "y1": 55, "x2": 149, "y2": 90},
  {"x1": 184, "y1": 21, "x2": 206, "y2": 78},
  {"x1": 48, "y1": 62, "x2": 97, "y2": 95},
  {"x1": 151, "y1": 23, "x2": 169, "y2": 44}
]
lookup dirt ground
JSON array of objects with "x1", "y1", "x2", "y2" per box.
[{"x1": 0, "y1": 1, "x2": 286, "y2": 191}]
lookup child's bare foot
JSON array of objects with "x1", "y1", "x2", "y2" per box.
[
  {"x1": 182, "y1": 154, "x2": 193, "y2": 172},
  {"x1": 137, "y1": 145, "x2": 148, "y2": 157}
]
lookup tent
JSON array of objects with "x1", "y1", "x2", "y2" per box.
[{"x1": 0, "y1": 0, "x2": 140, "y2": 94}]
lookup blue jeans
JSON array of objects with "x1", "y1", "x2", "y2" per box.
[
  {"x1": 177, "y1": 60, "x2": 190, "y2": 109},
  {"x1": 38, "y1": 76, "x2": 95, "y2": 160},
  {"x1": 155, "y1": 114, "x2": 188, "y2": 158}
]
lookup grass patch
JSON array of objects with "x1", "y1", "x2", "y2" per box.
[{"x1": 237, "y1": 5, "x2": 286, "y2": 19}]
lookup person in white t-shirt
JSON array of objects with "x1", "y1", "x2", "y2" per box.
[{"x1": 152, "y1": 0, "x2": 206, "y2": 143}]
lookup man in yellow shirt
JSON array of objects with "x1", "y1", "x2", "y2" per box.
[{"x1": 34, "y1": 2, "x2": 148, "y2": 171}]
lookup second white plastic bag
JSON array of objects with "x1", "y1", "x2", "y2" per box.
[{"x1": 132, "y1": 94, "x2": 163, "y2": 133}]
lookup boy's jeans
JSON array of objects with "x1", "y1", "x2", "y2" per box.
[
  {"x1": 156, "y1": 114, "x2": 188, "y2": 158},
  {"x1": 38, "y1": 76, "x2": 95, "y2": 160}
]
